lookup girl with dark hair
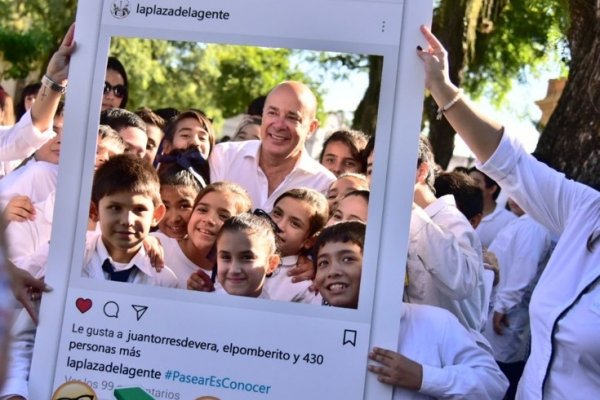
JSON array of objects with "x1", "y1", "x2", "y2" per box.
[
  {"x1": 102, "y1": 56, "x2": 128, "y2": 110},
  {"x1": 15, "y1": 83, "x2": 42, "y2": 121}
]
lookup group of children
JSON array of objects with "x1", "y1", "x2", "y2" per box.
[{"x1": 0, "y1": 43, "x2": 518, "y2": 398}]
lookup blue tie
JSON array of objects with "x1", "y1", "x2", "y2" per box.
[{"x1": 102, "y1": 259, "x2": 136, "y2": 282}]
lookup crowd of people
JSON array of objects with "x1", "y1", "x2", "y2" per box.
[{"x1": 0, "y1": 23, "x2": 597, "y2": 399}]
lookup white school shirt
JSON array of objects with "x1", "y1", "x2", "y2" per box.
[
  {"x1": 150, "y1": 231, "x2": 201, "y2": 289},
  {"x1": 82, "y1": 234, "x2": 178, "y2": 288},
  {"x1": 0, "y1": 159, "x2": 57, "y2": 208},
  {"x1": 404, "y1": 196, "x2": 486, "y2": 332},
  {"x1": 0, "y1": 110, "x2": 55, "y2": 162},
  {"x1": 264, "y1": 255, "x2": 322, "y2": 304},
  {"x1": 209, "y1": 140, "x2": 335, "y2": 211},
  {"x1": 393, "y1": 303, "x2": 508, "y2": 399},
  {"x1": 483, "y1": 214, "x2": 553, "y2": 363},
  {"x1": 476, "y1": 204, "x2": 517, "y2": 249},
  {"x1": 477, "y1": 130, "x2": 600, "y2": 400},
  {"x1": 6, "y1": 191, "x2": 55, "y2": 273},
  {"x1": 0, "y1": 303, "x2": 38, "y2": 400}
]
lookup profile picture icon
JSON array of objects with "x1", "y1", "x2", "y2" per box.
[
  {"x1": 51, "y1": 381, "x2": 97, "y2": 400},
  {"x1": 195, "y1": 397, "x2": 221, "y2": 400}
]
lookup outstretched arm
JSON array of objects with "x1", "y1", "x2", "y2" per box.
[
  {"x1": 417, "y1": 25, "x2": 503, "y2": 163},
  {"x1": 30, "y1": 23, "x2": 75, "y2": 132}
]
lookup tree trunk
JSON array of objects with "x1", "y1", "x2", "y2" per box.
[
  {"x1": 426, "y1": 0, "x2": 484, "y2": 169},
  {"x1": 535, "y1": 0, "x2": 600, "y2": 190},
  {"x1": 352, "y1": 55, "x2": 382, "y2": 136}
]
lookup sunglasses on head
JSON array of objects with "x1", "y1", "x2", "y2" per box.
[{"x1": 103, "y1": 82, "x2": 126, "y2": 98}]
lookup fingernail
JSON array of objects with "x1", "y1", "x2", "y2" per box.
[
  {"x1": 416, "y1": 45, "x2": 423, "y2": 51},
  {"x1": 44, "y1": 284, "x2": 54, "y2": 292}
]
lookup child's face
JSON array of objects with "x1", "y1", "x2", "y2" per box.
[
  {"x1": 93, "y1": 191, "x2": 165, "y2": 263},
  {"x1": 321, "y1": 141, "x2": 360, "y2": 177},
  {"x1": 314, "y1": 241, "x2": 362, "y2": 309},
  {"x1": 327, "y1": 195, "x2": 368, "y2": 226},
  {"x1": 217, "y1": 230, "x2": 279, "y2": 297},
  {"x1": 233, "y1": 123, "x2": 260, "y2": 142},
  {"x1": 326, "y1": 176, "x2": 368, "y2": 213},
  {"x1": 366, "y1": 150, "x2": 374, "y2": 188},
  {"x1": 119, "y1": 127, "x2": 147, "y2": 159},
  {"x1": 158, "y1": 185, "x2": 197, "y2": 239},
  {"x1": 144, "y1": 124, "x2": 164, "y2": 165},
  {"x1": 270, "y1": 197, "x2": 313, "y2": 257},
  {"x1": 34, "y1": 131, "x2": 62, "y2": 164},
  {"x1": 95, "y1": 138, "x2": 124, "y2": 170},
  {"x1": 172, "y1": 118, "x2": 211, "y2": 159},
  {"x1": 187, "y1": 191, "x2": 240, "y2": 251}
]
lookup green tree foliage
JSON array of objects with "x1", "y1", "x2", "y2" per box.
[
  {"x1": 0, "y1": 0, "x2": 76, "y2": 79},
  {"x1": 109, "y1": 37, "x2": 320, "y2": 128},
  {"x1": 463, "y1": 0, "x2": 569, "y2": 104}
]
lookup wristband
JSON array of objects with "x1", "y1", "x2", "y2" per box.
[
  {"x1": 41, "y1": 74, "x2": 67, "y2": 94},
  {"x1": 436, "y1": 89, "x2": 463, "y2": 120}
]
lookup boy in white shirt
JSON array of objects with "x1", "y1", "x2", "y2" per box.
[
  {"x1": 82, "y1": 154, "x2": 176, "y2": 287},
  {"x1": 313, "y1": 221, "x2": 508, "y2": 399},
  {"x1": 267, "y1": 188, "x2": 327, "y2": 304},
  {"x1": 0, "y1": 156, "x2": 175, "y2": 400}
]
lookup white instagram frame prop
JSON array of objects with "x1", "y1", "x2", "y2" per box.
[{"x1": 30, "y1": 0, "x2": 432, "y2": 398}]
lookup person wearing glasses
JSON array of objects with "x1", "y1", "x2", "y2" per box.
[{"x1": 102, "y1": 56, "x2": 128, "y2": 111}]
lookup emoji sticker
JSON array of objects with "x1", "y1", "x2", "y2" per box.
[{"x1": 51, "y1": 380, "x2": 97, "y2": 400}]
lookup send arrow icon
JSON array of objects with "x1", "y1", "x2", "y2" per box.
[{"x1": 131, "y1": 304, "x2": 148, "y2": 321}]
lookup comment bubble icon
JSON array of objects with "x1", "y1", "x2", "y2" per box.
[{"x1": 103, "y1": 301, "x2": 120, "y2": 318}]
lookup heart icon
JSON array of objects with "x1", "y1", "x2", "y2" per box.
[{"x1": 76, "y1": 298, "x2": 93, "y2": 313}]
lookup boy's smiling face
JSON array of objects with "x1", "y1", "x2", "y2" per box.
[
  {"x1": 314, "y1": 241, "x2": 362, "y2": 309},
  {"x1": 270, "y1": 197, "x2": 313, "y2": 257},
  {"x1": 93, "y1": 191, "x2": 165, "y2": 263},
  {"x1": 159, "y1": 184, "x2": 197, "y2": 239},
  {"x1": 217, "y1": 230, "x2": 279, "y2": 297}
]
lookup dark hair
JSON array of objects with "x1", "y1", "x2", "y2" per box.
[
  {"x1": 319, "y1": 130, "x2": 368, "y2": 164},
  {"x1": 312, "y1": 221, "x2": 366, "y2": 268},
  {"x1": 15, "y1": 83, "x2": 41, "y2": 120},
  {"x1": 107, "y1": 56, "x2": 129, "y2": 109},
  {"x1": 192, "y1": 181, "x2": 252, "y2": 215},
  {"x1": 273, "y1": 188, "x2": 329, "y2": 237},
  {"x1": 157, "y1": 148, "x2": 206, "y2": 194},
  {"x1": 417, "y1": 136, "x2": 437, "y2": 193},
  {"x1": 0, "y1": 88, "x2": 6, "y2": 113},
  {"x1": 217, "y1": 213, "x2": 278, "y2": 256},
  {"x1": 100, "y1": 108, "x2": 146, "y2": 133},
  {"x1": 434, "y1": 171, "x2": 483, "y2": 220},
  {"x1": 453, "y1": 166, "x2": 470, "y2": 174},
  {"x1": 247, "y1": 95, "x2": 266, "y2": 116},
  {"x1": 468, "y1": 167, "x2": 501, "y2": 200},
  {"x1": 55, "y1": 101, "x2": 65, "y2": 118},
  {"x1": 136, "y1": 107, "x2": 166, "y2": 130},
  {"x1": 92, "y1": 154, "x2": 160, "y2": 206},
  {"x1": 154, "y1": 107, "x2": 180, "y2": 124},
  {"x1": 164, "y1": 110, "x2": 216, "y2": 155},
  {"x1": 341, "y1": 189, "x2": 370, "y2": 204},
  {"x1": 361, "y1": 135, "x2": 375, "y2": 173}
]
